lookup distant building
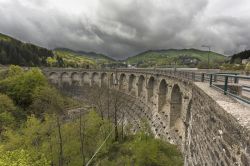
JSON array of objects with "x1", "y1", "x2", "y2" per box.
[{"x1": 180, "y1": 55, "x2": 199, "y2": 65}]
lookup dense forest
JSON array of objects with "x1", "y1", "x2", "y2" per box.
[
  {"x1": 0, "y1": 33, "x2": 54, "y2": 66},
  {"x1": 0, "y1": 65, "x2": 183, "y2": 166}
]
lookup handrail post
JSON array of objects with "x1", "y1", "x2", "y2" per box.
[
  {"x1": 234, "y1": 74, "x2": 238, "y2": 84},
  {"x1": 209, "y1": 74, "x2": 213, "y2": 87},
  {"x1": 201, "y1": 73, "x2": 205, "y2": 82},
  {"x1": 214, "y1": 74, "x2": 217, "y2": 82},
  {"x1": 224, "y1": 76, "x2": 228, "y2": 95},
  {"x1": 192, "y1": 72, "x2": 195, "y2": 81}
]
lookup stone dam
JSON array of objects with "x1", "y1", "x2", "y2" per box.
[{"x1": 43, "y1": 68, "x2": 250, "y2": 166}]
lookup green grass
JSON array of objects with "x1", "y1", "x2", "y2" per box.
[
  {"x1": 0, "y1": 33, "x2": 12, "y2": 42},
  {"x1": 53, "y1": 50, "x2": 96, "y2": 67},
  {"x1": 126, "y1": 49, "x2": 226, "y2": 68},
  {"x1": 53, "y1": 49, "x2": 115, "y2": 68}
]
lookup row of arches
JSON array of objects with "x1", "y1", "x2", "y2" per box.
[
  {"x1": 49, "y1": 72, "x2": 182, "y2": 115},
  {"x1": 48, "y1": 71, "x2": 185, "y2": 140}
]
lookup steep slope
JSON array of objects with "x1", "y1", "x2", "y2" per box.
[
  {"x1": 126, "y1": 49, "x2": 226, "y2": 68},
  {"x1": 0, "y1": 33, "x2": 53, "y2": 66},
  {"x1": 0, "y1": 33, "x2": 114, "y2": 68},
  {"x1": 230, "y1": 50, "x2": 250, "y2": 64},
  {"x1": 53, "y1": 48, "x2": 114, "y2": 68}
]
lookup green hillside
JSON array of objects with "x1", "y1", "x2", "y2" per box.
[
  {"x1": 230, "y1": 50, "x2": 250, "y2": 64},
  {"x1": 0, "y1": 33, "x2": 114, "y2": 68},
  {"x1": 0, "y1": 32, "x2": 227, "y2": 69},
  {"x1": 126, "y1": 49, "x2": 226, "y2": 68},
  {"x1": 0, "y1": 33, "x2": 54, "y2": 66},
  {"x1": 52, "y1": 48, "x2": 114, "y2": 68}
]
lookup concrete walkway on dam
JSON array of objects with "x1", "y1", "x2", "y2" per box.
[{"x1": 195, "y1": 82, "x2": 250, "y2": 130}]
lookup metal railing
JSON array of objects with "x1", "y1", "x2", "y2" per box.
[{"x1": 207, "y1": 73, "x2": 250, "y2": 104}]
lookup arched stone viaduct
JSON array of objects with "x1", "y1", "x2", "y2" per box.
[{"x1": 43, "y1": 68, "x2": 250, "y2": 166}]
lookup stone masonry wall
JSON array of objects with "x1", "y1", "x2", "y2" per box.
[
  {"x1": 184, "y1": 85, "x2": 250, "y2": 166},
  {"x1": 45, "y1": 69, "x2": 250, "y2": 166}
]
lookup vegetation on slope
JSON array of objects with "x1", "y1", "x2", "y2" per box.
[
  {"x1": 51, "y1": 48, "x2": 114, "y2": 68},
  {"x1": 126, "y1": 49, "x2": 226, "y2": 68},
  {"x1": 0, "y1": 33, "x2": 54, "y2": 66},
  {"x1": 220, "y1": 50, "x2": 250, "y2": 71},
  {"x1": 0, "y1": 33, "x2": 114, "y2": 68},
  {"x1": 55, "y1": 48, "x2": 114, "y2": 61},
  {"x1": 230, "y1": 50, "x2": 250, "y2": 64},
  {"x1": 0, "y1": 65, "x2": 183, "y2": 166}
]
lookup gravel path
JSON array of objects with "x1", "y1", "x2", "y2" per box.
[{"x1": 195, "y1": 82, "x2": 250, "y2": 130}]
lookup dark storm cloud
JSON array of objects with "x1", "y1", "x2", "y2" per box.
[{"x1": 0, "y1": 0, "x2": 250, "y2": 59}]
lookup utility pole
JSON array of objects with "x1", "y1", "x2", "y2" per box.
[{"x1": 201, "y1": 45, "x2": 211, "y2": 69}]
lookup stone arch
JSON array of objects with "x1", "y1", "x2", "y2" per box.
[
  {"x1": 119, "y1": 73, "x2": 126, "y2": 91},
  {"x1": 71, "y1": 72, "x2": 81, "y2": 86},
  {"x1": 109, "y1": 73, "x2": 114, "y2": 87},
  {"x1": 147, "y1": 76, "x2": 155, "y2": 102},
  {"x1": 82, "y1": 72, "x2": 90, "y2": 85},
  {"x1": 128, "y1": 74, "x2": 136, "y2": 94},
  {"x1": 158, "y1": 79, "x2": 168, "y2": 113},
  {"x1": 170, "y1": 84, "x2": 182, "y2": 128},
  {"x1": 61, "y1": 72, "x2": 70, "y2": 86},
  {"x1": 92, "y1": 72, "x2": 99, "y2": 86},
  {"x1": 101, "y1": 73, "x2": 108, "y2": 87},
  {"x1": 48, "y1": 72, "x2": 59, "y2": 84},
  {"x1": 138, "y1": 75, "x2": 146, "y2": 97}
]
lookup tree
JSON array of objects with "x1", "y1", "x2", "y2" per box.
[
  {"x1": 0, "y1": 147, "x2": 50, "y2": 166},
  {"x1": 0, "y1": 94, "x2": 15, "y2": 134},
  {"x1": 30, "y1": 86, "x2": 65, "y2": 165},
  {"x1": 0, "y1": 68, "x2": 47, "y2": 110},
  {"x1": 46, "y1": 57, "x2": 57, "y2": 67},
  {"x1": 30, "y1": 86, "x2": 64, "y2": 117},
  {"x1": 6, "y1": 65, "x2": 24, "y2": 77}
]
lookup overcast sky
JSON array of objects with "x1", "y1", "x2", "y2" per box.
[{"x1": 0, "y1": 0, "x2": 250, "y2": 59}]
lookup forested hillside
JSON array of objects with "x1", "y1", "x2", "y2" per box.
[
  {"x1": 52, "y1": 48, "x2": 114, "y2": 68},
  {"x1": 230, "y1": 50, "x2": 250, "y2": 64},
  {"x1": 126, "y1": 49, "x2": 226, "y2": 68},
  {"x1": 0, "y1": 33, "x2": 54, "y2": 66},
  {"x1": 0, "y1": 33, "x2": 114, "y2": 68}
]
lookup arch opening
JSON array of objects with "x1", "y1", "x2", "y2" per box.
[
  {"x1": 170, "y1": 84, "x2": 182, "y2": 128},
  {"x1": 71, "y1": 72, "x2": 81, "y2": 86},
  {"x1": 109, "y1": 73, "x2": 114, "y2": 87},
  {"x1": 128, "y1": 74, "x2": 136, "y2": 94},
  {"x1": 82, "y1": 72, "x2": 90, "y2": 85},
  {"x1": 158, "y1": 79, "x2": 168, "y2": 112},
  {"x1": 147, "y1": 76, "x2": 155, "y2": 102},
  {"x1": 92, "y1": 72, "x2": 99, "y2": 86},
  {"x1": 119, "y1": 73, "x2": 126, "y2": 91},
  {"x1": 138, "y1": 75, "x2": 145, "y2": 97},
  {"x1": 48, "y1": 72, "x2": 59, "y2": 84},
  {"x1": 101, "y1": 73, "x2": 108, "y2": 87},
  {"x1": 61, "y1": 72, "x2": 70, "y2": 87}
]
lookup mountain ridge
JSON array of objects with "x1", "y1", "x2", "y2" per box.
[
  {"x1": 0, "y1": 32, "x2": 228, "y2": 68},
  {"x1": 126, "y1": 48, "x2": 226, "y2": 68},
  {"x1": 54, "y1": 47, "x2": 115, "y2": 61}
]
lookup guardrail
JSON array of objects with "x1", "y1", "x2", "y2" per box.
[{"x1": 207, "y1": 73, "x2": 250, "y2": 104}]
